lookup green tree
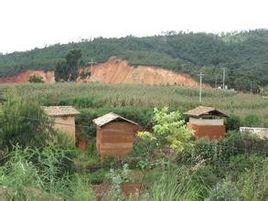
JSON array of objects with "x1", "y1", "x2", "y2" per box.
[
  {"x1": 233, "y1": 77, "x2": 260, "y2": 93},
  {"x1": 55, "y1": 59, "x2": 68, "y2": 81},
  {"x1": 55, "y1": 49, "x2": 82, "y2": 81}
]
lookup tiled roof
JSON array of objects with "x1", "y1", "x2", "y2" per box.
[
  {"x1": 43, "y1": 106, "x2": 80, "y2": 117},
  {"x1": 93, "y1": 112, "x2": 138, "y2": 127},
  {"x1": 184, "y1": 106, "x2": 228, "y2": 117}
]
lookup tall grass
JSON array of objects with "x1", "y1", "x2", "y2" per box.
[
  {"x1": 0, "y1": 146, "x2": 96, "y2": 201},
  {"x1": 148, "y1": 167, "x2": 208, "y2": 201}
]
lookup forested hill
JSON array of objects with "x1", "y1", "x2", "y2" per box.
[{"x1": 0, "y1": 29, "x2": 267, "y2": 91}]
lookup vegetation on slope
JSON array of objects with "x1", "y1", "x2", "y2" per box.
[{"x1": 0, "y1": 29, "x2": 268, "y2": 91}]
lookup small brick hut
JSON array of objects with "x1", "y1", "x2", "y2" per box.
[
  {"x1": 184, "y1": 106, "x2": 228, "y2": 140},
  {"x1": 93, "y1": 113, "x2": 140, "y2": 157},
  {"x1": 43, "y1": 106, "x2": 80, "y2": 145}
]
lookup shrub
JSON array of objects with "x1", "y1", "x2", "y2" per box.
[
  {"x1": 79, "y1": 71, "x2": 91, "y2": 79},
  {"x1": 34, "y1": 145, "x2": 75, "y2": 180},
  {"x1": 86, "y1": 168, "x2": 109, "y2": 184},
  {"x1": 206, "y1": 167, "x2": 268, "y2": 201},
  {"x1": 0, "y1": 91, "x2": 55, "y2": 150},
  {"x1": 0, "y1": 148, "x2": 41, "y2": 200},
  {"x1": 0, "y1": 145, "x2": 87, "y2": 201},
  {"x1": 205, "y1": 178, "x2": 240, "y2": 201},
  {"x1": 129, "y1": 138, "x2": 156, "y2": 161},
  {"x1": 177, "y1": 131, "x2": 268, "y2": 170},
  {"x1": 106, "y1": 164, "x2": 132, "y2": 197},
  {"x1": 237, "y1": 168, "x2": 268, "y2": 201},
  {"x1": 219, "y1": 131, "x2": 268, "y2": 157},
  {"x1": 28, "y1": 75, "x2": 44, "y2": 83},
  {"x1": 226, "y1": 115, "x2": 241, "y2": 131},
  {"x1": 147, "y1": 166, "x2": 210, "y2": 201},
  {"x1": 70, "y1": 174, "x2": 96, "y2": 201},
  {"x1": 137, "y1": 107, "x2": 193, "y2": 153},
  {"x1": 243, "y1": 114, "x2": 262, "y2": 127},
  {"x1": 227, "y1": 154, "x2": 268, "y2": 180},
  {"x1": 149, "y1": 168, "x2": 181, "y2": 201}
]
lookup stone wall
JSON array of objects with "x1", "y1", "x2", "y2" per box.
[{"x1": 240, "y1": 127, "x2": 268, "y2": 138}]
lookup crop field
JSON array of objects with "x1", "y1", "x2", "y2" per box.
[
  {"x1": 0, "y1": 82, "x2": 267, "y2": 201},
  {"x1": 0, "y1": 82, "x2": 267, "y2": 126}
]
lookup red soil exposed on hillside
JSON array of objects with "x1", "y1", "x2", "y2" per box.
[
  {"x1": 0, "y1": 58, "x2": 200, "y2": 87},
  {"x1": 79, "y1": 58, "x2": 200, "y2": 87},
  {"x1": 0, "y1": 70, "x2": 55, "y2": 84}
]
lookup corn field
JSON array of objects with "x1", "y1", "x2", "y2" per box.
[{"x1": 0, "y1": 82, "x2": 267, "y2": 126}]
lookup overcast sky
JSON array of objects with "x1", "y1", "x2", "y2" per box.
[{"x1": 0, "y1": 0, "x2": 267, "y2": 53}]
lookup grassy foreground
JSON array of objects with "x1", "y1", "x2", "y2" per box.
[{"x1": 0, "y1": 83, "x2": 267, "y2": 200}]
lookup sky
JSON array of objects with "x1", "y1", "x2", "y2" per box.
[{"x1": 0, "y1": 0, "x2": 267, "y2": 53}]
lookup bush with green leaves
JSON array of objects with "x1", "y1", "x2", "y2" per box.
[
  {"x1": 102, "y1": 164, "x2": 132, "y2": 200},
  {"x1": 70, "y1": 174, "x2": 96, "y2": 201},
  {"x1": 226, "y1": 154, "x2": 268, "y2": 180},
  {"x1": 137, "y1": 107, "x2": 193, "y2": 153},
  {"x1": 143, "y1": 165, "x2": 211, "y2": 201},
  {"x1": 205, "y1": 178, "x2": 240, "y2": 201},
  {"x1": 106, "y1": 164, "x2": 132, "y2": 185},
  {"x1": 0, "y1": 146, "x2": 95, "y2": 201},
  {"x1": 225, "y1": 114, "x2": 241, "y2": 131},
  {"x1": 28, "y1": 75, "x2": 44, "y2": 83},
  {"x1": 205, "y1": 166, "x2": 268, "y2": 201},
  {"x1": 237, "y1": 168, "x2": 268, "y2": 201},
  {"x1": 179, "y1": 131, "x2": 267, "y2": 165},
  {"x1": 243, "y1": 114, "x2": 263, "y2": 127},
  {"x1": 0, "y1": 91, "x2": 55, "y2": 150}
]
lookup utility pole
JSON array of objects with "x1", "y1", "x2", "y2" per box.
[
  {"x1": 198, "y1": 72, "x2": 204, "y2": 102},
  {"x1": 88, "y1": 58, "x2": 95, "y2": 69},
  {"x1": 222, "y1": 67, "x2": 226, "y2": 90},
  {"x1": 250, "y1": 81, "x2": 253, "y2": 94}
]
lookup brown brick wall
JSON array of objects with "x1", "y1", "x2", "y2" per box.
[
  {"x1": 96, "y1": 121, "x2": 139, "y2": 157},
  {"x1": 187, "y1": 122, "x2": 225, "y2": 140}
]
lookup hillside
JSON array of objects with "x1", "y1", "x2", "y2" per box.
[
  {"x1": 78, "y1": 58, "x2": 199, "y2": 86},
  {"x1": 0, "y1": 70, "x2": 55, "y2": 84},
  {"x1": 0, "y1": 29, "x2": 267, "y2": 91},
  {"x1": 0, "y1": 58, "x2": 200, "y2": 87}
]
